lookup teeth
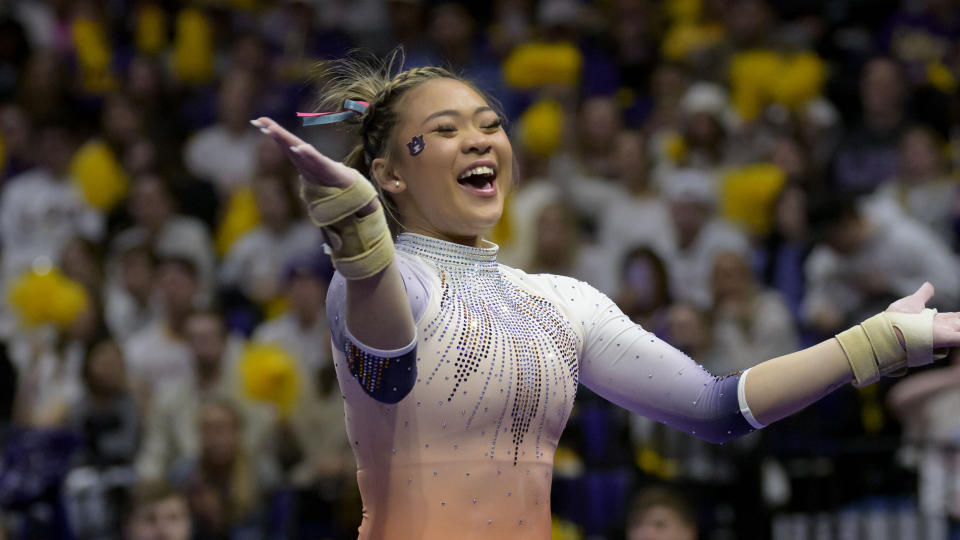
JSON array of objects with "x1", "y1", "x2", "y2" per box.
[{"x1": 459, "y1": 166, "x2": 495, "y2": 180}]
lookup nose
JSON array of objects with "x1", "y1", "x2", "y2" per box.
[{"x1": 461, "y1": 127, "x2": 493, "y2": 155}]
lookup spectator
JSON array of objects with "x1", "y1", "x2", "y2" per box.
[
  {"x1": 710, "y1": 250, "x2": 798, "y2": 374},
  {"x1": 10, "y1": 295, "x2": 105, "y2": 429},
  {"x1": 183, "y1": 69, "x2": 261, "y2": 195},
  {"x1": 172, "y1": 399, "x2": 273, "y2": 539},
  {"x1": 869, "y1": 124, "x2": 960, "y2": 247},
  {"x1": 123, "y1": 481, "x2": 192, "y2": 540},
  {"x1": 527, "y1": 200, "x2": 618, "y2": 296},
  {"x1": 136, "y1": 310, "x2": 271, "y2": 483},
  {"x1": 761, "y1": 182, "x2": 810, "y2": 323},
  {"x1": 575, "y1": 95, "x2": 623, "y2": 179},
  {"x1": 652, "y1": 83, "x2": 734, "y2": 184},
  {"x1": 832, "y1": 57, "x2": 910, "y2": 194},
  {"x1": 802, "y1": 197, "x2": 960, "y2": 335},
  {"x1": 68, "y1": 338, "x2": 139, "y2": 468},
  {"x1": 596, "y1": 130, "x2": 673, "y2": 264},
  {"x1": 122, "y1": 256, "x2": 200, "y2": 410},
  {"x1": 104, "y1": 243, "x2": 158, "y2": 343},
  {"x1": 888, "y1": 351, "x2": 960, "y2": 522},
  {"x1": 0, "y1": 120, "x2": 103, "y2": 285},
  {"x1": 253, "y1": 252, "x2": 334, "y2": 377},
  {"x1": 112, "y1": 173, "x2": 216, "y2": 301},
  {"x1": 661, "y1": 169, "x2": 750, "y2": 308},
  {"x1": 626, "y1": 486, "x2": 699, "y2": 540},
  {"x1": 62, "y1": 340, "x2": 140, "y2": 538},
  {"x1": 615, "y1": 246, "x2": 672, "y2": 335},
  {"x1": 220, "y1": 175, "x2": 321, "y2": 306}
]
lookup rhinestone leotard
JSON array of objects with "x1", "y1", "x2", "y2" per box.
[{"x1": 326, "y1": 234, "x2": 760, "y2": 539}]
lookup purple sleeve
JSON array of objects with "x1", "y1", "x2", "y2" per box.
[
  {"x1": 325, "y1": 253, "x2": 432, "y2": 403},
  {"x1": 561, "y1": 276, "x2": 761, "y2": 443}
]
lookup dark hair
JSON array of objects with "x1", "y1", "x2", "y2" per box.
[
  {"x1": 81, "y1": 336, "x2": 122, "y2": 389},
  {"x1": 627, "y1": 486, "x2": 697, "y2": 528},
  {"x1": 121, "y1": 480, "x2": 187, "y2": 526},
  {"x1": 311, "y1": 48, "x2": 507, "y2": 232},
  {"x1": 620, "y1": 245, "x2": 671, "y2": 306},
  {"x1": 805, "y1": 195, "x2": 860, "y2": 239}
]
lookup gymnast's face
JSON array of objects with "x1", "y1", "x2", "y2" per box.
[{"x1": 372, "y1": 78, "x2": 512, "y2": 245}]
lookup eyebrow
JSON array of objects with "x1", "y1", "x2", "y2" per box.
[{"x1": 422, "y1": 106, "x2": 495, "y2": 125}]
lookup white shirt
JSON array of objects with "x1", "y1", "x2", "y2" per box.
[
  {"x1": 183, "y1": 125, "x2": 259, "y2": 192},
  {"x1": 123, "y1": 321, "x2": 193, "y2": 400},
  {"x1": 253, "y1": 312, "x2": 331, "y2": 376},
  {"x1": 663, "y1": 219, "x2": 751, "y2": 308},
  {"x1": 0, "y1": 168, "x2": 103, "y2": 281},
  {"x1": 219, "y1": 221, "x2": 322, "y2": 298},
  {"x1": 802, "y1": 216, "x2": 960, "y2": 324}
]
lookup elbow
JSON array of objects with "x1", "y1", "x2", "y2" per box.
[{"x1": 687, "y1": 411, "x2": 760, "y2": 445}]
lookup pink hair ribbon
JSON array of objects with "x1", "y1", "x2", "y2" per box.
[{"x1": 297, "y1": 99, "x2": 369, "y2": 126}]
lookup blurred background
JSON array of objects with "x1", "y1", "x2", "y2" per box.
[{"x1": 1, "y1": 0, "x2": 960, "y2": 539}]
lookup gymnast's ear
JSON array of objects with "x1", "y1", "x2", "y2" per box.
[{"x1": 372, "y1": 157, "x2": 406, "y2": 193}]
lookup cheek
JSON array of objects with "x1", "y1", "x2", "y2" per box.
[{"x1": 400, "y1": 137, "x2": 457, "y2": 184}]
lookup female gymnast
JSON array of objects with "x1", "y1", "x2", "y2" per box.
[{"x1": 250, "y1": 54, "x2": 960, "y2": 539}]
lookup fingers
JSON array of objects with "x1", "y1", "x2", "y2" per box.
[
  {"x1": 935, "y1": 312, "x2": 960, "y2": 329},
  {"x1": 252, "y1": 117, "x2": 350, "y2": 187},
  {"x1": 252, "y1": 116, "x2": 306, "y2": 149},
  {"x1": 914, "y1": 282, "x2": 935, "y2": 304}
]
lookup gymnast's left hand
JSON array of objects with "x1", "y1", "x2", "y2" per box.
[{"x1": 886, "y1": 282, "x2": 960, "y2": 348}]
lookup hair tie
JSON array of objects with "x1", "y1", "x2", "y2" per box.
[{"x1": 297, "y1": 99, "x2": 369, "y2": 126}]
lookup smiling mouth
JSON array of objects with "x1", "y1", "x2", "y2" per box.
[{"x1": 457, "y1": 165, "x2": 497, "y2": 191}]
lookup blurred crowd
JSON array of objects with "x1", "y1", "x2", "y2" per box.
[{"x1": 2, "y1": 0, "x2": 960, "y2": 538}]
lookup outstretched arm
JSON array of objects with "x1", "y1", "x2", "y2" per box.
[
  {"x1": 575, "y1": 277, "x2": 959, "y2": 442},
  {"x1": 744, "y1": 282, "x2": 959, "y2": 426},
  {"x1": 254, "y1": 117, "x2": 415, "y2": 350}
]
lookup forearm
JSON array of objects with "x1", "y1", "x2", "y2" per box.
[
  {"x1": 743, "y1": 338, "x2": 853, "y2": 426},
  {"x1": 345, "y1": 261, "x2": 416, "y2": 350}
]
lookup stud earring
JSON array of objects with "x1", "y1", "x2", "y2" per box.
[{"x1": 394, "y1": 180, "x2": 401, "y2": 188}]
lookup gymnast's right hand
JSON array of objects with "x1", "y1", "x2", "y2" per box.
[
  {"x1": 251, "y1": 116, "x2": 378, "y2": 215},
  {"x1": 251, "y1": 116, "x2": 392, "y2": 280}
]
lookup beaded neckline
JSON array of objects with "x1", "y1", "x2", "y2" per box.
[{"x1": 395, "y1": 233, "x2": 498, "y2": 270}]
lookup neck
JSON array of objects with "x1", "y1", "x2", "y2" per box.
[{"x1": 403, "y1": 224, "x2": 484, "y2": 248}]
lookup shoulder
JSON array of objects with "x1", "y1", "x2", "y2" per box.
[
  {"x1": 502, "y1": 266, "x2": 611, "y2": 319},
  {"x1": 325, "y1": 249, "x2": 437, "y2": 327}
]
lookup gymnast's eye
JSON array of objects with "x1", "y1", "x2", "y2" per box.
[
  {"x1": 436, "y1": 124, "x2": 457, "y2": 134},
  {"x1": 482, "y1": 118, "x2": 502, "y2": 130}
]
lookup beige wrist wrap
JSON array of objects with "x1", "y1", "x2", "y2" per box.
[
  {"x1": 835, "y1": 308, "x2": 945, "y2": 387},
  {"x1": 300, "y1": 178, "x2": 394, "y2": 280}
]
